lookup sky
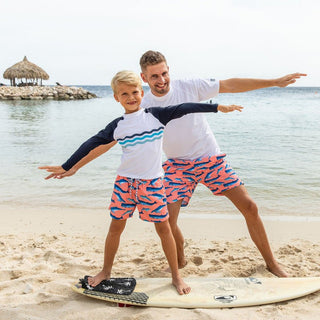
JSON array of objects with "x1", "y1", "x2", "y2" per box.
[{"x1": 0, "y1": 0, "x2": 319, "y2": 86}]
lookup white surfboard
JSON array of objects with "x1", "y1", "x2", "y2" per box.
[{"x1": 72, "y1": 277, "x2": 320, "y2": 308}]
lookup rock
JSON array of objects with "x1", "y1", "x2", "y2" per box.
[{"x1": 0, "y1": 85, "x2": 97, "y2": 100}]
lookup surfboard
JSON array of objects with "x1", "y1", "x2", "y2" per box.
[{"x1": 72, "y1": 277, "x2": 320, "y2": 308}]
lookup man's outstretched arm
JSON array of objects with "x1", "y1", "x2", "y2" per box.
[{"x1": 219, "y1": 72, "x2": 307, "y2": 93}]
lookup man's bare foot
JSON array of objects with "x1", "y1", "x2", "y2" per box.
[
  {"x1": 172, "y1": 277, "x2": 191, "y2": 295},
  {"x1": 164, "y1": 260, "x2": 188, "y2": 273},
  {"x1": 267, "y1": 263, "x2": 289, "y2": 277},
  {"x1": 164, "y1": 260, "x2": 188, "y2": 272},
  {"x1": 179, "y1": 259, "x2": 188, "y2": 269},
  {"x1": 88, "y1": 271, "x2": 109, "y2": 287}
]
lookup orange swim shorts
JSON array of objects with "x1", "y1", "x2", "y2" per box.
[
  {"x1": 163, "y1": 154, "x2": 243, "y2": 207},
  {"x1": 109, "y1": 176, "x2": 168, "y2": 223}
]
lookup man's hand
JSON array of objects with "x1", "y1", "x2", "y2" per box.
[
  {"x1": 275, "y1": 73, "x2": 307, "y2": 87},
  {"x1": 219, "y1": 73, "x2": 307, "y2": 93},
  {"x1": 38, "y1": 165, "x2": 77, "y2": 180},
  {"x1": 218, "y1": 104, "x2": 244, "y2": 113}
]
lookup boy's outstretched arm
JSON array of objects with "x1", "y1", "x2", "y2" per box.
[
  {"x1": 39, "y1": 118, "x2": 121, "y2": 180},
  {"x1": 147, "y1": 102, "x2": 243, "y2": 126},
  {"x1": 39, "y1": 141, "x2": 117, "y2": 180}
]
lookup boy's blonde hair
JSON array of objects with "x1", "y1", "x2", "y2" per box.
[{"x1": 111, "y1": 71, "x2": 142, "y2": 94}]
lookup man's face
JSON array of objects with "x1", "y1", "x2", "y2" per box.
[{"x1": 141, "y1": 62, "x2": 170, "y2": 97}]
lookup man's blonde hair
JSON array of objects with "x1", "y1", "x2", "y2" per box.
[{"x1": 111, "y1": 71, "x2": 142, "y2": 94}]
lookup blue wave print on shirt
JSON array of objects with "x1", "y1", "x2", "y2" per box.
[
  {"x1": 117, "y1": 127, "x2": 164, "y2": 142},
  {"x1": 120, "y1": 130, "x2": 163, "y2": 145},
  {"x1": 118, "y1": 127, "x2": 164, "y2": 148},
  {"x1": 121, "y1": 134, "x2": 163, "y2": 148}
]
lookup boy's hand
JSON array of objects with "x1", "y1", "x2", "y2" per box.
[
  {"x1": 218, "y1": 104, "x2": 244, "y2": 113},
  {"x1": 38, "y1": 166, "x2": 77, "y2": 180}
]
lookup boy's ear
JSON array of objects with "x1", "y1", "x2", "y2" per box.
[
  {"x1": 141, "y1": 89, "x2": 144, "y2": 97},
  {"x1": 113, "y1": 93, "x2": 119, "y2": 102}
]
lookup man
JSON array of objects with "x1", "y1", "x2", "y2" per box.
[{"x1": 139, "y1": 50, "x2": 307, "y2": 277}]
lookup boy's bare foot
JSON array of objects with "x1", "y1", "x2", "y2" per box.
[
  {"x1": 88, "y1": 271, "x2": 109, "y2": 287},
  {"x1": 267, "y1": 263, "x2": 289, "y2": 277},
  {"x1": 172, "y1": 277, "x2": 191, "y2": 295}
]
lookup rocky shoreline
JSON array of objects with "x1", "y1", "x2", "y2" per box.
[{"x1": 0, "y1": 85, "x2": 97, "y2": 100}]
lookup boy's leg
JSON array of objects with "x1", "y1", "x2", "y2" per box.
[
  {"x1": 154, "y1": 220, "x2": 191, "y2": 295},
  {"x1": 88, "y1": 219, "x2": 127, "y2": 287},
  {"x1": 222, "y1": 185, "x2": 289, "y2": 277},
  {"x1": 136, "y1": 176, "x2": 190, "y2": 294}
]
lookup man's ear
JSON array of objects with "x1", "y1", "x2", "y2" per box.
[{"x1": 140, "y1": 72, "x2": 147, "y2": 83}]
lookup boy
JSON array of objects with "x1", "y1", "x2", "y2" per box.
[{"x1": 39, "y1": 71, "x2": 243, "y2": 295}]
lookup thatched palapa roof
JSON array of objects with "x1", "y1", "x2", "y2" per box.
[{"x1": 3, "y1": 56, "x2": 49, "y2": 81}]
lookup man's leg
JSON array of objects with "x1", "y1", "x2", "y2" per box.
[
  {"x1": 88, "y1": 219, "x2": 127, "y2": 286},
  {"x1": 154, "y1": 220, "x2": 191, "y2": 295},
  {"x1": 162, "y1": 159, "x2": 197, "y2": 270},
  {"x1": 222, "y1": 185, "x2": 288, "y2": 277},
  {"x1": 167, "y1": 199, "x2": 187, "y2": 269}
]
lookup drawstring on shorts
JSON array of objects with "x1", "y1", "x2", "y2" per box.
[{"x1": 129, "y1": 178, "x2": 143, "y2": 202}]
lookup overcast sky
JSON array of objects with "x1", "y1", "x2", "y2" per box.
[{"x1": 1, "y1": 0, "x2": 319, "y2": 86}]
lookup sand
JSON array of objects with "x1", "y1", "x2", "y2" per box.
[{"x1": 1, "y1": 205, "x2": 320, "y2": 320}]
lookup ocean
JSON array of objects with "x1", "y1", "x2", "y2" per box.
[{"x1": 1, "y1": 86, "x2": 319, "y2": 218}]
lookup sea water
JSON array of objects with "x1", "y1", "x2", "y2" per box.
[{"x1": 0, "y1": 86, "x2": 319, "y2": 217}]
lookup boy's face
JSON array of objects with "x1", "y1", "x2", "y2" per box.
[
  {"x1": 114, "y1": 83, "x2": 144, "y2": 114},
  {"x1": 140, "y1": 62, "x2": 170, "y2": 97}
]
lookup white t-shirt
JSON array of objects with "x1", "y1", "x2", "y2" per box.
[{"x1": 141, "y1": 78, "x2": 221, "y2": 160}]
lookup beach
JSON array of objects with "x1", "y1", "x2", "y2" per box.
[
  {"x1": 1, "y1": 205, "x2": 320, "y2": 320},
  {"x1": 1, "y1": 87, "x2": 319, "y2": 319}
]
